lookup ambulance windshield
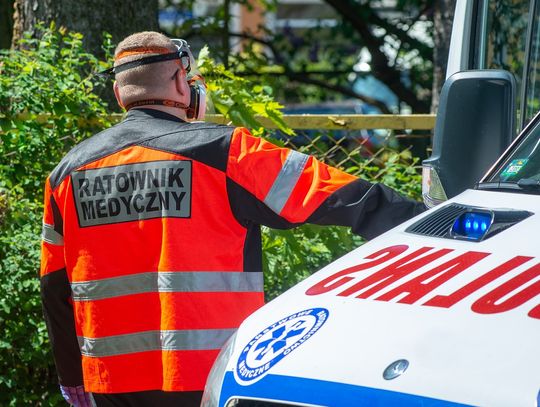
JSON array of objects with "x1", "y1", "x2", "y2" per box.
[{"x1": 487, "y1": 114, "x2": 540, "y2": 190}]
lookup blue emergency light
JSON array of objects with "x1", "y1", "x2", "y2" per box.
[
  {"x1": 451, "y1": 211, "x2": 493, "y2": 241},
  {"x1": 407, "y1": 203, "x2": 532, "y2": 242}
]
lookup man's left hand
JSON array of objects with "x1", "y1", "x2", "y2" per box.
[{"x1": 60, "y1": 385, "x2": 95, "y2": 406}]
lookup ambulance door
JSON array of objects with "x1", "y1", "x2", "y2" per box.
[{"x1": 423, "y1": 0, "x2": 535, "y2": 205}]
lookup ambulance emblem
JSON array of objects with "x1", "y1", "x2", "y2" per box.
[{"x1": 236, "y1": 308, "x2": 329, "y2": 383}]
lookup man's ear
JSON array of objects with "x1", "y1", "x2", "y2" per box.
[
  {"x1": 174, "y1": 69, "x2": 190, "y2": 98},
  {"x1": 113, "y1": 81, "x2": 125, "y2": 109}
]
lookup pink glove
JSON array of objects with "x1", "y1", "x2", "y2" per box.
[{"x1": 60, "y1": 385, "x2": 94, "y2": 406}]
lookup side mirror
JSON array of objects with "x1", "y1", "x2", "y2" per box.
[{"x1": 423, "y1": 70, "x2": 516, "y2": 207}]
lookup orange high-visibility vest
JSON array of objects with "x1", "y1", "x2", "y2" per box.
[{"x1": 40, "y1": 109, "x2": 423, "y2": 393}]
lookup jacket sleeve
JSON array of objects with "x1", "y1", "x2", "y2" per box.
[
  {"x1": 40, "y1": 177, "x2": 84, "y2": 386},
  {"x1": 226, "y1": 127, "x2": 425, "y2": 240}
]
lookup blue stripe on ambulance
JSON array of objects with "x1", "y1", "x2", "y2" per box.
[{"x1": 220, "y1": 372, "x2": 472, "y2": 407}]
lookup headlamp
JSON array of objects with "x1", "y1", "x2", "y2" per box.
[
  {"x1": 170, "y1": 39, "x2": 194, "y2": 75},
  {"x1": 170, "y1": 38, "x2": 207, "y2": 121}
]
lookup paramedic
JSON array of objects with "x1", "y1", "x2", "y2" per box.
[{"x1": 40, "y1": 31, "x2": 425, "y2": 407}]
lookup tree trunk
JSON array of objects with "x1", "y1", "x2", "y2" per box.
[
  {"x1": 11, "y1": 0, "x2": 159, "y2": 57},
  {"x1": 0, "y1": 0, "x2": 14, "y2": 49},
  {"x1": 431, "y1": 0, "x2": 456, "y2": 113}
]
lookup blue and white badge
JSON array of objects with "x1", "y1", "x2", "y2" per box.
[{"x1": 236, "y1": 308, "x2": 329, "y2": 384}]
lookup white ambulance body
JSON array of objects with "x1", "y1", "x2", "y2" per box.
[{"x1": 202, "y1": 0, "x2": 540, "y2": 406}]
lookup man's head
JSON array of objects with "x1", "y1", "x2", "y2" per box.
[{"x1": 112, "y1": 31, "x2": 190, "y2": 113}]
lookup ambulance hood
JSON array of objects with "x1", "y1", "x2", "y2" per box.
[{"x1": 220, "y1": 189, "x2": 540, "y2": 407}]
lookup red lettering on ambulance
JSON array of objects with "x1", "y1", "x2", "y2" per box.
[
  {"x1": 305, "y1": 245, "x2": 408, "y2": 296},
  {"x1": 471, "y1": 263, "x2": 540, "y2": 317},
  {"x1": 337, "y1": 247, "x2": 452, "y2": 298},
  {"x1": 375, "y1": 251, "x2": 489, "y2": 304},
  {"x1": 528, "y1": 304, "x2": 540, "y2": 319},
  {"x1": 424, "y1": 256, "x2": 533, "y2": 308}
]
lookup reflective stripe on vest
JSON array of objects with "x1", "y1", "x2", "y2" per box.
[
  {"x1": 78, "y1": 328, "x2": 236, "y2": 357},
  {"x1": 71, "y1": 271, "x2": 264, "y2": 301},
  {"x1": 264, "y1": 150, "x2": 309, "y2": 214},
  {"x1": 42, "y1": 223, "x2": 64, "y2": 246}
]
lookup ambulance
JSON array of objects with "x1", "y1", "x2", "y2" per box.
[{"x1": 201, "y1": 0, "x2": 540, "y2": 405}]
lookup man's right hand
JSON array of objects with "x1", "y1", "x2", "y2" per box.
[{"x1": 60, "y1": 385, "x2": 95, "y2": 406}]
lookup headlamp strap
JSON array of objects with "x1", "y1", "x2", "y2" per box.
[
  {"x1": 124, "y1": 99, "x2": 188, "y2": 111},
  {"x1": 112, "y1": 52, "x2": 182, "y2": 75},
  {"x1": 98, "y1": 51, "x2": 187, "y2": 77}
]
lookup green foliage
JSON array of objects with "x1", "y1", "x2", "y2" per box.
[
  {"x1": 0, "y1": 23, "x2": 113, "y2": 405},
  {"x1": 0, "y1": 22, "x2": 113, "y2": 200},
  {"x1": 359, "y1": 150, "x2": 423, "y2": 199},
  {"x1": 0, "y1": 193, "x2": 63, "y2": 406},
  {"x1": 198, "y1": 46, "x2": 292, "y2": 136},
  {"x1": 263, "y1": 224, "x2": 364, "y2": 300}
]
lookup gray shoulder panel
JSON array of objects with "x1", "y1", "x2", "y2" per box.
[{"x1": 49, "y1": 109, "x2": 234, "y2": 190}]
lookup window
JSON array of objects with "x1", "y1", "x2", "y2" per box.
[
  {"x1": 473, "y1": 0, "x2": 531, "y2": 128},
  {"x1": 523, "y1": 0, "x2": 540, "y2": 125},
  {"x1": 487, "y1": 112, "x2": 540, "y2": 187}
]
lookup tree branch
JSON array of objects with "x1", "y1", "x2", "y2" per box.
[
  {"x1": 368, "y1": 5, "x2": 433, "y2": 57},
  {"x1": 224, "y1": 31, "x2": 391, "y2": 112},
  {"x1": 324, "y1": 0, "x2": 430, "y2": 112},
  {"x1": 179, "y1": 27, "x2": 414, "y2": 113},
  {"x1": 228, "y1": 31, "x2": 285, "y2": 64}
]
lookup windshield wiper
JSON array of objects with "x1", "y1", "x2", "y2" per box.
[
  {"x1": 477, "y1": 179, "x2": 540, "y2": 193},
  {"x1": 517, "y1": 178, "x2": 540, "y2": 190}
]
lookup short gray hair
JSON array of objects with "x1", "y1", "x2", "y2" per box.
[{"x1": 114, "y1": 31, "x2": 179, "y2": 104}]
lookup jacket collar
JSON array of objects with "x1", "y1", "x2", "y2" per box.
[{"x1": 125, "y1": 108, "x2": 187, "y2": 123}]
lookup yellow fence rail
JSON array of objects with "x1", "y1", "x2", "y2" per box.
[
  {"x1": 2, "y1": 113, "x2": 436, "y2": 131},
  {"x1": 206, "y1": 114, "x2": 436, "y2": 130},
  {"x1": 1, "y1": 113, "x2": 434, "y2": 180}
]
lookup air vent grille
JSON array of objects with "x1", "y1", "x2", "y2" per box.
[{"x1": 406, "y1": 204, "x2": 469, "y2": 237}]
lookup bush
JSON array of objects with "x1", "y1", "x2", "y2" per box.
[
  {"x1": 0, "y1": 24, "x2": 112, "y2": 405},
  {"x1": 0, "y1": 194, "x2": 64, "y2": 406},
  {"x1": 0, "y1": 23, "x2": 113, "y2": 201}
]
